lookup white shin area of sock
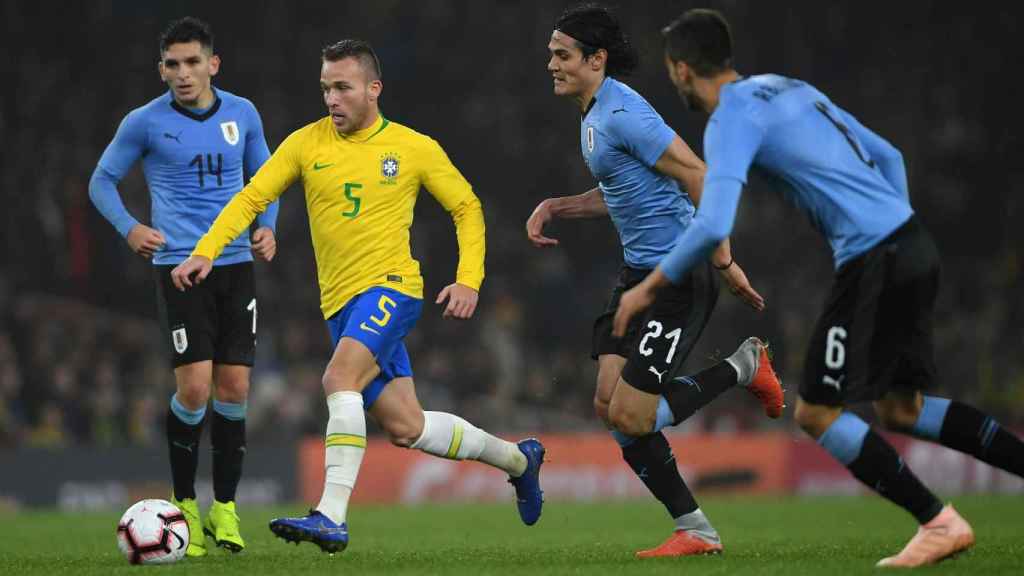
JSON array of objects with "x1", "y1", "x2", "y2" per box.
[
  {"x1": 411, "y1": 411, "x2": 527, "y2": 476},
  {"x1": 316, "y1": 391, "x2": 365, "y2": 524},
  {"x1": 726, "y1": 339, "x2": 759, "y2": 387},
  {"x1": 674, "y1": 508, "x2": 721, "y2": 543}
]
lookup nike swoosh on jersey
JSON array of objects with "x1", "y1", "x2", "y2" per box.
[
  {"x1": 313, "y1": 162, "x2": 334, "y2": 170},
  {"x1": 359, "y1": 322, "x2": 381, "y2": 335}
]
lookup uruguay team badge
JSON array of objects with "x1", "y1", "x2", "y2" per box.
[
  {"x1": 220, "y1": 121, "x2": 239, "y2": 146},
  {"x1": 380, "y1": 153, "x2": 400, "y2": 184},
  {"x1": 172, "y1": 327, "x2": 188, "y2": 354}
]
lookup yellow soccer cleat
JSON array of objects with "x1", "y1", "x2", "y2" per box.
[
  {"x1": 171, "y1": 496, "x2": 208, "y2": 558},
  {"x1": 204, "y1": 500, "x2": 246, "y2": 553}
]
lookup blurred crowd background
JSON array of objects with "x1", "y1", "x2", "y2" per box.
[{"x1": 2, "y1": 1, "x2": 1021, "y2": 448}]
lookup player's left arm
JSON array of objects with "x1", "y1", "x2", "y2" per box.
[
  {"x1": 613, "y1": 111, "x2": 764, "y2": 336},
  {"x1": 422, "y1": 138, "x2": 485, "y2": 320},
  {"x1": 838, "y1": 108, "x2": 909, "y2": 201},
  {"x1": 654, "y1": 137, "x2": 731, "y2": 264},
  {"x1": 243, "y1": 102, "x2": 279, "y2": 261},
  {"x1": 653, "y1": 135, "x2": 763, "y2": 311}
]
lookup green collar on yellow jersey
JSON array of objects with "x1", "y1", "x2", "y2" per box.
[{"x1": 340, "y1": 114, "x2": 390, "y2": 143}]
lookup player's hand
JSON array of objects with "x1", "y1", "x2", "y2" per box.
[
  {"x1": 436, "y1": 283, "x2": 479, "y2": 320},
  {"x1": 170, "y1": 256, "x2": 213, "y2": 291},
  {"x1": 717, "y1": 261, "x2": 765, "y2": 311},
  {"x1": 126, "y1": 224, "x2": 166, "y2": 259},
  {"x1": 612, "y1": 282, "x2": 657, "y2": 338},
  {"x1": 251, "y1": 227, "x2": 277, "y2": 262},
  {"x1": 526, "y1": 199, "x2": 559, "y2": 247}
]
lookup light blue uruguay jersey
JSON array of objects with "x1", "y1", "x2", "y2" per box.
[
  {"x1": 707, "y1": 75, "x2": 913, "y2": 267},
  {"x1": 90, "y1": 88, "x2": 278, "y2": 266},
  {"x1": 581, "y1": 77, "x2": 695, "y2": 269}
]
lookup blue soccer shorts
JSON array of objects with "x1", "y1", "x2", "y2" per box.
[{"x1": 325, "y1": 287, "x2": 423, "y2": 408}]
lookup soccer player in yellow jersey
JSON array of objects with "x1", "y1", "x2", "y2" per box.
[{"x1": 170, "y1": 40, "x2": 545, "y2": 552}]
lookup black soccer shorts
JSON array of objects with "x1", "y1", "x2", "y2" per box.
[
  {"x1": 800, "y1": 216, "x2": 939, "y2": 405},
  {"x1": 154, "y1": 261, "x2": 257, "y2": 369},
  {"x1": 592, "y1": 262, "x2": 718, "y2": 394}
]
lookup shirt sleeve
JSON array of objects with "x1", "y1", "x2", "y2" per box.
[
  {"x1": 838, "y1": 108, "x2": 909, "y2": 201},
  {"x1": 420, "y1": 137, "x2": 485, "y2": 290},
  {"x1": 608, "y1": 104, "x2": 675, "y2": 168},
  {"x1": 88, "y1": 110, "x2": 148, "y2": 237},
  {"x1": 660, "y1": 105, "x2": 763, "y2": 283},
  {"x1": 243, "y1": 101, "x2": 280, "y2": 232},
  {"x1": 193, "y1": 129, "x2": 302, "y2": 260}
]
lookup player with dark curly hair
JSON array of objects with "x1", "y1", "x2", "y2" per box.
[{"x1": 527, "y1": 3, "x2": 783, "y2": 558}]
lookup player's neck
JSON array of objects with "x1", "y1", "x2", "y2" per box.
[
  {"x1": 339, "y1": 110, "x2": 382, "y2": 139},
  {"x1": 174, "y1": 86, "x2": 216, "y2": 111},
  {"x1": 699, "y1": 70, "x2": 740, "y2": 114},
  {"x1": 356, "y1": 110, "x2": 381, "y2": 132},
  {"x1": 575, "y1": 75, "x2": 605, "y2": 114}
]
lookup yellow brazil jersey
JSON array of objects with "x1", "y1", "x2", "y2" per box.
[{"x1": 193, "y1": 114, "x2": 485, "y2": 319}]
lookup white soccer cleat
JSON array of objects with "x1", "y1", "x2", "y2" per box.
[{"x1": 876, "y1": 504, "x2": 974, "y2": 568}]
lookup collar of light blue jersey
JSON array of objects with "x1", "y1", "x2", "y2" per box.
[
  {"x1": 169, "y1": 87, "x2": 221, "y2": 122},
  {"x1": 584, "y1": 76, "x2": 614, "y2": 119}
]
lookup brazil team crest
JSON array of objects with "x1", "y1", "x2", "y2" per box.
[
  {"x1": 380, "y1": 152, "x2": 400, "y2": 185},
  {"x1": 220, "y1": 121, "x2": 240, "y2": 146}
]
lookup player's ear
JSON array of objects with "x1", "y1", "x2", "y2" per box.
[
  {"x1": 157, "y1": 61, "x2": 166, "y2": 82},
  {"x1": 208, "y1": 54, "x2": 221, "y2": 77},
  {"x1": 367, "y1": 79, "x2": 383, "y2": 102},
  {"x1": 674, "y1": 59, "x2": 691, "y2": 84},
  {"x1": 590, "y1": 48, "x2": 608, "y2": 72}
]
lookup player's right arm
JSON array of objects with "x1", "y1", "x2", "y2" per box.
[
  {"x1": 171, "y1": 131, "x2": 302, "y2": 290},
  {"x1": 838, "y1": 108, "x2": 909, "y2": 201},
  {"x1": 526, "y1": 187, "x2": 607, "y2": 247},
  {"x1": 88, "y1": 110, "x2": 166, "y2": 259}
]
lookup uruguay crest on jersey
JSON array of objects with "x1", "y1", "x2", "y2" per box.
[{"x1": 220, "y1": 121, "x2": 239, "y2": 145}]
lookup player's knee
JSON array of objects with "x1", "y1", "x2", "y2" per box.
[
  {"x1": 873, "y1": 394, "x2": 921, "y2": 431},
  {"x1": 793, "y1": 398, "x2": 840, "y2": 439},
  {"x1": 176, "y1": 383, "x2": 210, "y2": 410},
  {"x1": 215, "y1": 376, "x2": 249, "y2": 403},
  {"x1": 321, "y1": 368, "x2": 358, "y2": 394},
  {"x1": 174, "y1": 363, "x2": 212, "y2": 409},
  {"x1": 608, "y1": 399, "x2": 653, "y2": 438}
]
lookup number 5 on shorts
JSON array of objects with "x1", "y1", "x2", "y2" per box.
[{"x1": 370, "y1": 295, "x2": 397, "y2": 327}]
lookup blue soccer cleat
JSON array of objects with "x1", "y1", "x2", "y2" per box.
[
  {"x1": 268, "y1": 509, "x2": 348, "y2": 553},
  {"x1": 508, "y1": 438, "x2": 545, "y2": 526}
]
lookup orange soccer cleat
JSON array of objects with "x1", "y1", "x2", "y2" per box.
[
  {"x1": 635, "y1": 529, "x2": 723, "y2": 558},
  {"x1": 876, "y1": 504, "x2": 975, "y2": 568},
  {"x1": 743, "y1": 338, "x2": 784, "y2": 419}
]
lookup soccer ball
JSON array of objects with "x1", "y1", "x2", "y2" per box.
[{"x1": 116, "y1": 499, "x2": 190, "y2": 565}]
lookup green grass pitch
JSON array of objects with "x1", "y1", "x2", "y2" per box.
[{"x1": 2, "y1": 495, "x2": 1021, "y2": 575}]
